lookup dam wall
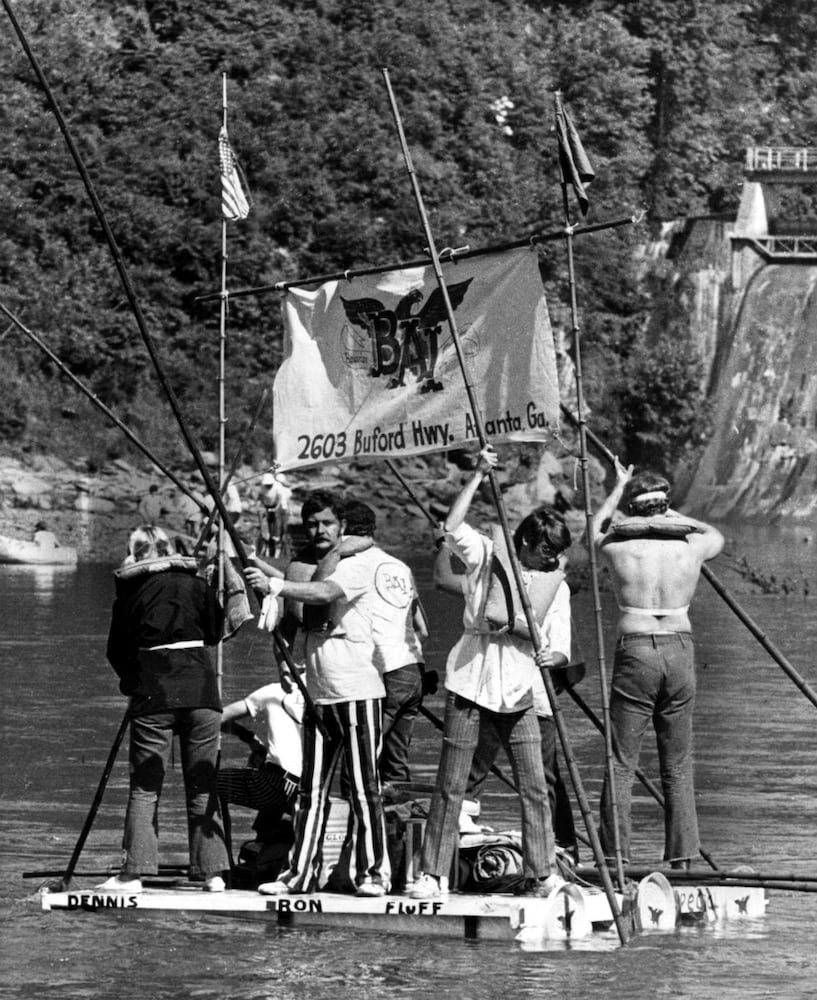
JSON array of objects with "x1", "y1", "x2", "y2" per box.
[{"x1": 638, "y1": 151, "x2": 817, "y2": 522}]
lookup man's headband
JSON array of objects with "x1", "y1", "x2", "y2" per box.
[{"x1": 631, "y1": 490, "x2": 667, "y2": 503}]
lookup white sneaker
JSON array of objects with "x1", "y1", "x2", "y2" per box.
[
  {"x1": 458, "y1": 811, "x2": 484, "y2": 835},
  {"x1": 409, "y1": 873, "x2": 449, "y2": 899},
  {"x1": 257, "y1": 879, "x2": 292, "y2": 896},
  {"x1": 204, "y1": 875, "x2": 226, "y2": 892},
  {"x1": 355, "y1": 878, "x2": 387, "y2": 898},
  {"x1": 96, "y1": 874, "x2": 143, "y2": 893}
]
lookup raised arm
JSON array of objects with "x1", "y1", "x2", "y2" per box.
[
  {"x1": 669, "y1": 510, "x2": 725, "y2": 561},
  {"x1": 444, "y1": 446, "x2": 498, "y2": 533},
  {"x1": 591, "y1": 459, "x2": 633, "y2": 545}
]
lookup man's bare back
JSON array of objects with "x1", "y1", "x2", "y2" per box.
[{"x1": 593, "y1": 463, "x2": 724, "y2": 636}]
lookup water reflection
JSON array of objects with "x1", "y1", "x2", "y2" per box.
[{"x1": 0, "y1": 563, "x2": 77, "y2": 598}]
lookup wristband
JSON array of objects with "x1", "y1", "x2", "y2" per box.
[{"x1": 267, "y1": 577, "x2": 284, "y2": 598}]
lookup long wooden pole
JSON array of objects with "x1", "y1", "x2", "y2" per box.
[
  {"x1": 57, "y1": 711, "x2": 129, "y2": 889},
  {"x1": 195, "y1": 213, "x2": 643, "y2": 303},
  {"x1": 383, "y1": 69, "x2": 628, "y2": 944},
  {"x1": 192, "y1": 388, "x2": 269, "y2": 558},
  {"x1": 216, "y1": 74, "x2": 231, "y2": 699},
  {"x1": 559, "y1": 404, "x2": 817, "y2": 711},
  {"x1": 4, "y1": 3, "x2": 326, "y2": 740},
  {"x1": 554, "y1": 91, "x2": 626, "y2": 892}
]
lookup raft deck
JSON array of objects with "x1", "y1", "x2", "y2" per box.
[{"x1": 39, "y1": 876, "x2": 767, "y2": 943}]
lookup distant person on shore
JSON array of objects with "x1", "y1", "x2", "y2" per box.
[
  {"x1": 177, "y1": 479, "x2": 206, "y2": 539},
  {"x1": 256, "y1": 471, "x2": 292, "y2": 559},
  {"x1": 592, "y1": 461, "x2": 724, "y2": 870},
  {"x1": 225, "y1": 481, "x2": 243, "y2": 527},
  {"x1": 98, "y1": 525, "x2": 229, "y2": 894},
  {"x1": 32, "y1": 521, "x2": 60, "y2": 549},
  {"x1": 137, "y1": 484, "x2": 163, "y2": 524}
]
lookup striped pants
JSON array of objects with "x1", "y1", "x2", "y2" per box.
[
  {"x1": 420, "y1": 692, "x2": 555, "y2": 881},
  {"x1": 281, "y1": 699, "x2": 390, "y2": 892}
]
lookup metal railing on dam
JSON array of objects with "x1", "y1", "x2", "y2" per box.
[
  {"x1": 745, "y1": 236, "x2": 817, "y2": 260},
  {"x1": 745, "y1": 147, "x2": 817, "y2": 173}
]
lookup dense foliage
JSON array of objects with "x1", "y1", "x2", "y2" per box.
[{"x1": 2, "y1": 0, "x2": 815, "y2": 472}]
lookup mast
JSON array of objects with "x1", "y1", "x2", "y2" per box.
[{"x1": 217, "y1": 73, "x2": 230, "y2": 698}]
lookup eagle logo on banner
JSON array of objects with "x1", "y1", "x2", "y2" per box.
[
  {"x1": 272, "y1": 248, "x2": 560, "y2": 471},
  {"x1": 340, "y1": 280, "x2": 473, "y2": 393}
]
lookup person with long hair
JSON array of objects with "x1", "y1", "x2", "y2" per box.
[
  {"x1": 411, "y1": 447, "x2": 568, "y2": 899},
  {"x1": 98, "y1": 525, "x2": 228, "y2": 892}
]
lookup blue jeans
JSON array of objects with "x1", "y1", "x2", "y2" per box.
[
  {"x1": 599, "y1": 633, "x2": 699, "y2": 864},
  {"x1": 381, "y1": 664, "x2": 423, "y2": 785},
  {"x1": 122, "y1": 708, "x2": 229, "y2": 879},
  {"x1": 466, "y1": 714, "x2": 577, "y2": 855},
  {"x1": 421, "y1": 692, "x2": 555, "y2": 880}
]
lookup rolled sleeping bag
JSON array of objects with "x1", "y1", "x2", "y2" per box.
[
  {"x1": 301, "y1": 549, "x2": 340, "y2": 631},
  {"x1": 284, "y1": 557, "x2": 320, "y2": 630},
  {"x1": 609, "y1": 516, "x2": 704, "y2": 540}
]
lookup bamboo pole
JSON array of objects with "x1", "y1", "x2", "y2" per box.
[
  {"x1": 194, "y1": 213, "x2": 642, "y2": 303},
  {"x1": 56, "y1": 712, "x2": 129, "y2": 889},
  {"x1": 216, "y1": 74, "x2": 231, "y2": 700},
  {"x1": 382, "y1": 69, "x2": 629, "y2": 944},
  {"x1": 192, "y1": 388, "x2": 269, "y2": 558},
  {"x1": 588, "y1": 867, "x2": 817, "y2": 895},
  {"x1": 553, "y1": 91, "x2": 625, "y2": 892}
]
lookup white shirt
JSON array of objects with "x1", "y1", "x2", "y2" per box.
[
  {"x1": 531, "y1": 580, "x2": 572, "y2": 718},
  {"x1": 305, "y1": 547, "x2": 390, "y2": 704},
  {"x1": 368, "y1": 553, "x2": 424, "y2": 674},
  {"x1": 444, "y1": 522, "x2": 568, "y2": 714},
  {"x1": 243, "y1": 682, "x2": 304, "y2": 777}
]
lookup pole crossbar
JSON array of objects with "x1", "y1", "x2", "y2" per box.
[{"x1": 194, "y1": 213, "x2": 642, "y2": 303}]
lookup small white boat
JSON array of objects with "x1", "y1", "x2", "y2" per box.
[{"x1": 0, "y1": 533, "x2": 78, "y2": 566}]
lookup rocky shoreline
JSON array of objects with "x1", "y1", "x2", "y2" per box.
[{"x1": 0, "y1": 447, "x2": 600, "y2": 565}]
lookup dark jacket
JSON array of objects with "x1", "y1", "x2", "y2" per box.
[{"x1": 106, "y1": 557, "x2": 224, "y2": 716}]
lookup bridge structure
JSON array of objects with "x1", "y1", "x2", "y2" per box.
[{"x1": 731, "y1": 146, "x2": 817, "y2": 285}]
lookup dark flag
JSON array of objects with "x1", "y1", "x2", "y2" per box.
[{"x1": 555, "y1": 100, "x2": 595, "y2": 216}]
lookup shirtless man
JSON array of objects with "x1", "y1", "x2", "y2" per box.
[{"x1": 592, "y1": 461, "x2": 724, "y2": 869}]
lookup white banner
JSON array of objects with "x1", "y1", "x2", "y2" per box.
[{"x1": 272, "y1": 248, "x2": 560, "y2": 470}]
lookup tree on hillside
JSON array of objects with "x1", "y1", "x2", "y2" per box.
[{"x1": 1, "y1": 0, "x2": 810, "y2": 475}]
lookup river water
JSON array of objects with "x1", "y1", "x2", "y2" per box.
[{"x1": 1, "y1": 522, "x2": 815, "y2": 999}]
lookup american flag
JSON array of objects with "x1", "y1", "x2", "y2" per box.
[{"x1": 219, "y1": 126, "x2": 250, "y2": 221}]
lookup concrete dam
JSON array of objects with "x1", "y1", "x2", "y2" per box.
[{"x1": 654, "y1": 148, "x2": 817, "y2": 522}]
